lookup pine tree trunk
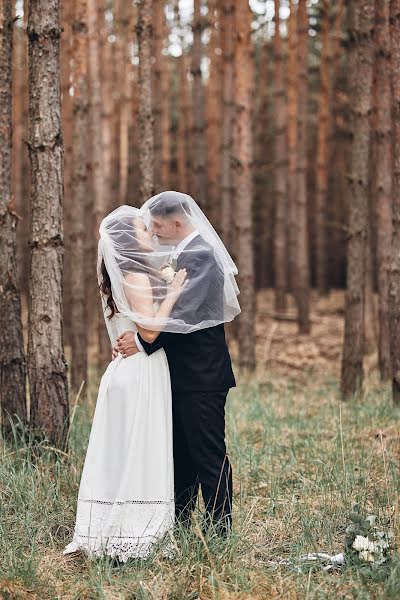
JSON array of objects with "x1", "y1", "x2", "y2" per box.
[
  {"x1": 374, "y1": 0, "x2": 392, "y2": 381},
  {"x1": 315, "y1": 0, "x2": 330, "y2": 297},
  {"x1": 287, "y1": 0, "x2": 298, "y2": 295},
  {"x1": 70, "y1": 0, "x2": 88, "y2": 396},
  {"x1": 152, "y1": 0, "x2": 164, "y2": 192},
  {"x1": 233, "y1": 0, "x2": 255, "y2": 369},
  {"x1": 273, "y1": 0, "x2": 288, "y2": 311},
  {"x1": 61, "y1": 0, "x2": 73, "y2": 349},
  {"x1": 220, "y1": 0, "x2": 235, "y2": 248},
  {"x1": 136, "y1": 0, "x2": 155, "y2": 202},
  {"x1": 389, "y1": 0, "x2": 400, "y2": 403},
  {"x1": 295, "y1": 0, "x2": 310, "y2": 334},
  {"x1": 206, "y1": 0, "x2": 222, "y2": 229},
  {"x1": 116, "y1": 0, "x2": 131, "y2": 204},
  {"x1": 88, "y1": 0, "x2": 109, "y2": 368},
  {"x1": 192, "y1": 0, "x2": 206, "y2": 209},
  {"x1": 177, "y1": 50, "x2": 189, "y2": 192},
  {"x1": 341, "y1": 0, "x2": 374, "y2": 399},
  {"x1": 0, "y1": 0, "x2": 27, "y2": 437},
  {"x1": 27, "y1": 0, "x2": 69, "y2": 447}
]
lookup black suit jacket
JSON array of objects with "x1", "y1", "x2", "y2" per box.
[{"x1": 138, "y1": 235, "x2": 236, "y2": 393}]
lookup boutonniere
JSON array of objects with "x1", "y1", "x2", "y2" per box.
[{"x1": 161, "y1": 258, "x2": 178, "y2": 284}]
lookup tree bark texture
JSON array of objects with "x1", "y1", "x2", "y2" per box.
[
  {"x1": 0, "y1": 0, "x2": 27, "y2": 437},
  {"x1": 27, "y1": 0, "x2": 69, "y2": 447}
]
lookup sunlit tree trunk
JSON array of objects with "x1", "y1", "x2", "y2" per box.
[
  {"x1": 341, "y1": 0, "x2": 374, "y2": 399},
  {"x1": 294, "y1": 0, "x2": 310, "y2": 334},
  {"x1": 273, "y1": 0, "x2": 288, "y2": 311},
  {"x1": 136, "y1": 0, "x2": 155, "y2": 201},
  {"x1": 27, "y1": 0, "x2": 69, "y2": 447},
  {"x1": 70, "y1": 0, "x2": 88, "y2": 395},
  {"x1": 192, "y1": 0, "x2": 206, "y2": 209},
  {"x1": 389, "y1": 0, "x2": 400, "y2": 402},
  {"x1": 374, "y1": 0, "x2": 392, "y2": 381},
  {"x1": 0, "y1": 0, "x2": 27, "y2": 437},
  {"x1": 233, "y1": 0, "x2": 255, "y2": 368}
]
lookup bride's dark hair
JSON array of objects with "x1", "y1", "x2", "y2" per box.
[
  {"x1": 99, "y1": 258, "x2": 118, "y2": 320},
  {"x1": 98, "y1": 217, "x2": 151, "y2": 320}
]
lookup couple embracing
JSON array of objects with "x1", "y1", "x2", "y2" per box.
[{"x1": 63, "y1": 191, "x2": 241, "y2": 562}]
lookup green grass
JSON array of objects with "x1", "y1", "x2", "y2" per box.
[{"x1": 1, "y1": 371, "x2": 400, "y2": 599}]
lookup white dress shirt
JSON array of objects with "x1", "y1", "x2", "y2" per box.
[{"x1": 135, "y1": 230, "x2": 200, "y2": 352}]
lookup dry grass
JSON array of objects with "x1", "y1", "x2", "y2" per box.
[{"x1": 1, "y1": 290, "x2": 400, "y2": 599}]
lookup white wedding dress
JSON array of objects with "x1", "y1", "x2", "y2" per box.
[{"x1": 63, "y1": 314, "x2": 174, "y2": 562}]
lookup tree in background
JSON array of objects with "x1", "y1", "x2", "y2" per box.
[
  {"x1": 0, "y1": 0, "x2": 27, "y2": 437},
  {"x1": 341, "y1": 0, "x2": 375, "y2": 399},
  {"x1": 273, "y1": 0, "x2": 288, "y2": 312},
  {"x1": 27, "y1": 0, "x2": 69, "y2": 447},
  {"x1": 374, "y1": 0, "x2": 392, "y2": 381},
  {"x1": 70, "y1": 0, "x2": 88, "y2": 397},
  {"x1": 232, "y1": 0, "x2": 255, "y2": 368},
  {"x1": 192, "y1": 0, "x2": 206, "y2": 210},
  {"x1": 294, "y1": 0, "x2": 310, "y2": 334},
  {"x1": 390, "y1": 0, "x2": 400, "y2": 403},
  {"x1": 136, "y1": 0, "x2": 155, "y2": 201},
  {"x1": 219, "y1": 0, "x2": 235, "y2": 250}
]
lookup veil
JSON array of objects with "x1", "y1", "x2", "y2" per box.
[{"x1": 97, "y1": 190, "x2": 241, "y2": 335}]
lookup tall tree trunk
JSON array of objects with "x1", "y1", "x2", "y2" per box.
[
  {"x1": 136, "y1": 0, "x2": 155, "y2": 202},
  {"x1": 153, "y1": 0, "x2": 164, "y2": 192},
  {"x1": 88, "y1": 0, "x2": 109, "y2": 368},
  {"x1": 27, "y1": 0, "x2": 69, "y2": 447},
  {"x1": 177, "y1": 51, "x2": 189, "y2": 193},
  {"x1": 70, "y1": 0, "x2": 88, "y2": 395},
  {"x1": 273, "y1": 0, "x2": 288, "y2": 311},
  {"x1": 374, "y1": 0, "x2": 392, "y2": 381},
  {"x1": 389, "y1": 0, "x2": 400, "y2": 402},
  {"x1": 192, "y1": 0, "x2": 206, "y2": 209},
  {"x1": 116, "y1": 0, "x2": 131, "y2": 204},
  {"x1": 287, "y1": 0, "x2": 298, "y2": 295},
  {"x1": 206, "y1": 0, "x2": 222, "y2": 229},
  {"x1": 315, "y1": 0, "x2": 331, "y2": 297},
  {"x1": 0, "y1": 0, "x2": 27, "y2": 437},
  {"x1": 61, "y1": 0, "x2": 73, "y2": 349},
  {"x1": 233, "y1": 0, "x2": 255, "y2": 368},
  {"x1": 341, "y1": 0, "x2": 374, "y2": 399},
  {"x1": 295, "y1": 0, "x2": 310, "y2": 334},
  {"x1": 220, "y1": 0, "x2": 235, "y2": 249}
]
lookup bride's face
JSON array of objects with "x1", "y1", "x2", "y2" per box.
[{"x1": 133, "y1": 218, "x2": 153, "y2": 252}]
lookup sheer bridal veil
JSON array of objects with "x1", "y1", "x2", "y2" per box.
[{"x1": 97, "y1": 190, "x2": 241, "y2": 335}]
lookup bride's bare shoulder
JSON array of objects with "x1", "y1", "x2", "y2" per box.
[{"x1": 123, "y1": 272, "x2": 151, "y2": 285}]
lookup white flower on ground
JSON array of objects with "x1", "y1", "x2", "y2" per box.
[
  {"x1": 353, "y1": 535, "x2": 370, "y2": 552},
  {"x1": 359, "y1": 550, "x2": 375, "y2": 563}
]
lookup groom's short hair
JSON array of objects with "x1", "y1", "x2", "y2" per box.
[{"x1": 149, "y1": 193, "x2": 191, "y2": 220}]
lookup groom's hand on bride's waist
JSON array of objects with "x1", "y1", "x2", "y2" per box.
[{"x1": 112, "y1": 331, "x2": 140, "y2": 359}]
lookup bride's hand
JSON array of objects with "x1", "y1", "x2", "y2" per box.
[{"x1": 168, "y1": 268, "x2": 188, "y2": 297}]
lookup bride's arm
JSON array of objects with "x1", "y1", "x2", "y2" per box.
[{"x1": 123, "y1": 270, "x2": 187, "y2": 343}]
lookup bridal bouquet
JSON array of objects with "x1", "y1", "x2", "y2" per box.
[{"x1": 345, "y1": 504, "x2": 394, "y2": 574}]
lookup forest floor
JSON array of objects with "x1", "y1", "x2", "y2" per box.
[{"x1": 1, "y1": 290, "x2": 400, "y2": 599}]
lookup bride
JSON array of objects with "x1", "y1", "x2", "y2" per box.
[{"x1": 63, "y1": 210, "x2": 187, "y2": 562}]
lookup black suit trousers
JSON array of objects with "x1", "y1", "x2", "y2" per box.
[{"x1": 172, "y1": 389, "x2": 233, "y2": 531}]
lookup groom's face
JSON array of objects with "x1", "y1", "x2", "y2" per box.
[{"x1": 149, "y1": 214, "x2": 183, "y2": 246}]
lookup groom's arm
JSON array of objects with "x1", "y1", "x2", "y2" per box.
[{"x1": 136, "y1": 332, "x2": 166, "y2": 356}]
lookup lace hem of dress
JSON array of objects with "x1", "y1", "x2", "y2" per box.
[{"x1": 63, "y1": 533, "x2": 174, "y2": 563}]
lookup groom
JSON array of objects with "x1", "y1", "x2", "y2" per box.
[{"x1": 114, "y1": 192, "x2": 236, "y2": 535}]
